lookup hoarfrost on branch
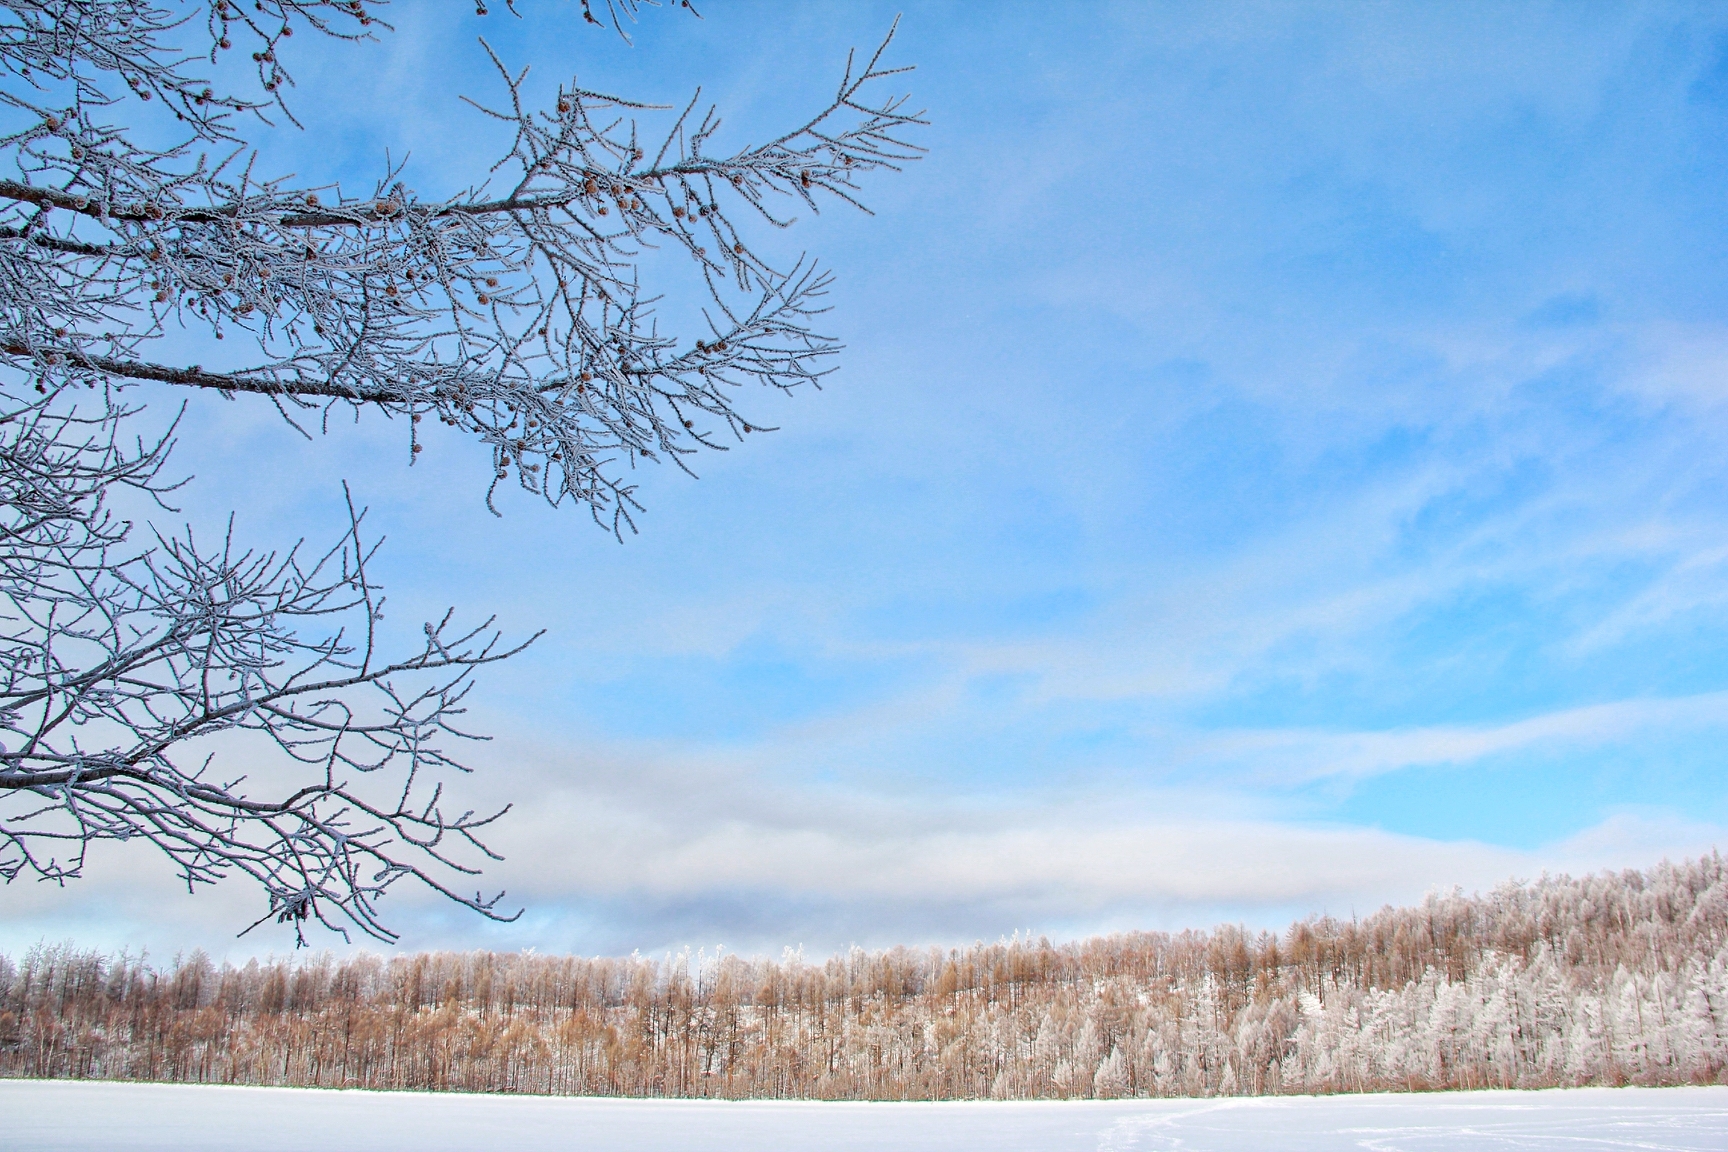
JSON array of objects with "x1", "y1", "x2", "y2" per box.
[{"x1": 0, "y1": 0, "x2": 923, "y2": 942}]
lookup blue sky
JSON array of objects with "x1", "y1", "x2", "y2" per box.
[{"x1": 6, "y1": 1, "x2": 1728, "y2": 959}]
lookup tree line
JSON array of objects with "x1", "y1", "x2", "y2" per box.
[{"x1": 3, "y1": 856, "x2": 1725, "y2": 1099}]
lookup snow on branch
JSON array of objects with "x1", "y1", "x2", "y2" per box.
[
  {"x1": 0, "y1": 1, "x2": 925, "y2": 531},
  {"x1": 0, "y1": 2, "x2": 921, "y2": 941},
  {"x1": 0, "y1": 398, "x2": 534, "y2": 942}
]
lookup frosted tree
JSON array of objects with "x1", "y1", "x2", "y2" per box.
[
  {"x1": 0, "y1": 1, "x2": 922, "y2": 942},
  {"x1": 1, "y1": 861, "x2": 1726, "y2": 1094}
]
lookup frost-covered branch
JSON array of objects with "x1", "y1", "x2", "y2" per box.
[
  {"x1": 0, "y1": 389, "x2": 533, "y2": 942},
  {"x1": 0, "y1": 0, "x2": 922, "y2": 942},
  {"x1": 0, "y1": 1, "x2": 924, "y2": 530}
]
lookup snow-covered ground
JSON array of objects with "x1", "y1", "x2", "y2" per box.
[{"x1": 5, "y1": 1080, "x2": 1726, "y2": 1151}]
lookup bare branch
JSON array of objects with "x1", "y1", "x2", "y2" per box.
[
  {"x1": 0, "y1": 7, "x2": 922, "y2": 532},
  {"x1": 0, "y1": 1, "x2": 922, "y2": 944},
  {"x1": 0, "y1": 410, "x2": 533, "y2": 944}
]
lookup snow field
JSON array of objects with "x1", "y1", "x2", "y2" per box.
[{"x1": 4, "y1": 1080, "x2": 1726, "y2": 1151}]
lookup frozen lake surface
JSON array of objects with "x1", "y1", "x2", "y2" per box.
[{"x1": 4, "y1": 1080, "x2": 1726, "y2": 1151}]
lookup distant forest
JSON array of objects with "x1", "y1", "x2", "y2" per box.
[{"x1": 3, "y1": 858, "x2": 1725, "y2": 1100}]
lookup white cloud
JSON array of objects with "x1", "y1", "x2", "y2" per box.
[{"x1": 4, "y1": 717, "x2": 1720, "y2": 962}]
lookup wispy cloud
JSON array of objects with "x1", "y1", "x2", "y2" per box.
[{"x1": 1182, "y1": 691, "x2": 1728, "y2": 784}]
